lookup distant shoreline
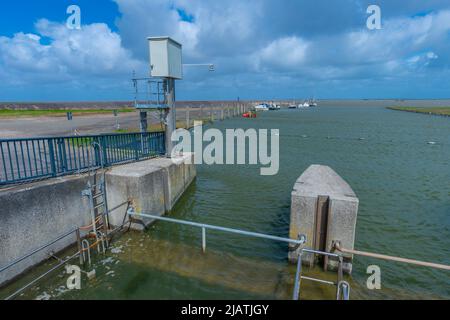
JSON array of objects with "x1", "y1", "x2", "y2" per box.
[{"x1": 387, "y1": 106, "x2": 450, "y2": 117}]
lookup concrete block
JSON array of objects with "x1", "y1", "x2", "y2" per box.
[
  {"x1": 0, "y1": 155, "x2": 196, "y2": 287},
  {"x1": 289, "y1": 165, "x2": 359, "y2": 274},
  {"x1": 0, "y1": 175, "x2": 91, "y2": 286},
  {"x1": 106, "y1": 153, "x2": 196, "y2": 230}
]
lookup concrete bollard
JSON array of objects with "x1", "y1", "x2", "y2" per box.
[{"x1": 289, "y1": 165, "x2": 359, "y2": 274}]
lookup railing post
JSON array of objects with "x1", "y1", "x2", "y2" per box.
[
  {"x1": 93, "y1": 137, "x2": 101, "y2": 167},
  {"x1": 57, "y1": 138, "x2": 67, "y2": 173},
  {"x1": 135, "y1": 134, "x2": 140, "y2": 161},
  {"x1": 101, "y1": 136, "x2": 108, "y2": 167},
  {"x1": 293, "y1": 252, "x2": 303, "y2": 300},
  {"x1": 47, "y1": 139, "x2": 57, "y2": 177},
  {"x1": 202, "y1": 227, "x2": 206, "y2": 253},
  {"x1": 161, "y1": 132, "x2": 166, "y2": 155}
]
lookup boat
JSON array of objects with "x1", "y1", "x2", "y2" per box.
[
  {"x1": 268, "y1": 103, "x2": 281, "y2": 111},
  {"x1": 309, "y1": 99, "x2": 318, "y2": 107},
  {"x1": 288, "y1": 101, "x2": 298, "y2": 109},
  {"x1": 298, "y1": 101, "x2": 311, "y2": 108},
  {"x1": 254, "y1": 104, "x2": 270, "y2": 111},
  {"x1": 243, "y1": 111, "x2": 257, "y2": 118}
]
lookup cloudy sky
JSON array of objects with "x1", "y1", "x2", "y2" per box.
[{"x1": 1, "y1": 0, "x2": 450, "y2": 101}]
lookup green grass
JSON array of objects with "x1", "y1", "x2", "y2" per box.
[
  {"x1": 388, "y1": 106, "x2": 450, "y2": 116},
  {"x1": 0, "y1": 108, "x2": 135, "y2": 118}
]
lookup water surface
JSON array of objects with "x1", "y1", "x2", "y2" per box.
[{"x1": 2, "y1": 104, "x2": 449, "y2": 300}]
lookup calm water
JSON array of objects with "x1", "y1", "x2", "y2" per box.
[{"x1": 2, "y1": 105, "x2": 449, "y2": 300}]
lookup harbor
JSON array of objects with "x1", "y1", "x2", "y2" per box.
[
  {"x1": 1, "y1": 1, "x2": 450, "y2": 306},
  {"x1": 1, "y1": 103, "x2": 449, "y2": 300}
]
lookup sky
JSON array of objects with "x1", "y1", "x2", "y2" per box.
[{"x1": 0, "y1": 0, "x2": 450, "y2": 101}]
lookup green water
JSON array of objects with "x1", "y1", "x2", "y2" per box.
[{"x1": 2, "y1": 105, "x2": 449, "y2": 300}]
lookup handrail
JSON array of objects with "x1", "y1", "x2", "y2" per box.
[
  {"x1": 0, "y1": 131, "x2": 165, "y2": 186},
  {"x1": 0, "y1": 131, "x2": 165, "y2": 142},
  {"x1": 0, "y1": 228, "x2": 78, "y2": 274},
  {"x1": 127, "y1": 210, "x2": 307, "y2": 246},
  {"x1": 334, "y1": 242, "x2": 450, "y2": 271},
  {"x1": 4, "y1": 251, "x2": 81, "y2": 300},
  {"x1": 292, "y1": 249, "x2": 344, "y2": 300}
]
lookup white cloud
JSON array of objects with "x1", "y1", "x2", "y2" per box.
[
  {"x1": 1, "y1": 1, "x2": 450, "y2": 100},
  {"x1": 255, "y1": 37, "x2": 309, "y2": 71},
  {"x1": 0, "y1": 19, "x2": 144, "y2": 85}
]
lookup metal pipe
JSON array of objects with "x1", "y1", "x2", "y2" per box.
[
  {"x1": 301, "y1": 276, "x2": 335, "y2": 286},
  {"x1": 128, "y1": 211, "x2": 306, "y2": 246},
  {"x1": 292, "y1": 253, "x2": 302, "y2": 300},
  {"x1": 336, "y1": 281, "x2": 350, "y2": 300},
  {"x1": 4, "y1": 251, "x2": 80, "y2": 300},
  {"x1": 202, "y1": 227, "x2": 206, "y2": 253},
  {"x1": 335, "y1": 243, "x2": 450, "y2": 271},
  {"x1": 303, "y1": 248, "x2": 340, "y2": 258},
  {"x1": 0, "y1": 228, "x2": 77, "y2": 274}
]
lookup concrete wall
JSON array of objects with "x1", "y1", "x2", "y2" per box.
[
  {"x1": 0, "y1": 175, "x2": 92, "y2": 286},
  {"x1": 106, "y1": 153, "x2": 196, "y2": 230},
  {"x1": 0, "y1": 155, "x2": 196, "y2": 286},
  {"x1": 289, "y1": 165, "x2": 359, "y2": 274}
]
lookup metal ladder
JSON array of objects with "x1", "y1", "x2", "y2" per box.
[
  {"x1": 293, "y1": 248, "x2": 350, "y2": 300},
  {"x1": 82, "y1": 168, "x2": 110, "y2": 252}
]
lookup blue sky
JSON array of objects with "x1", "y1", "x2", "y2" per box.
[{"x1": 1, "y1": 0, "x2": 450, "y2": 101}]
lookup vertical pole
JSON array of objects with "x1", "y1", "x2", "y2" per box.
[
  {"x1": 186, "y1": 107, "x2": 190, "y2": 129},
  {"x1": 165, "y1": 78, "x2": 176, "y2": 157},
  {"x1": 140, "y1": 112, "x2": 148, "y2": 133},
  {"x1": 76, "y1": 228, "x2": 83, "y2": 265},
  {"x1": 221, "y1": 109, "x2": 224, "y2": 121},
  {"x1": 336, "y1": 256, "x2": 344, "y2": 299},
  {"x1": 293, "y1": 252, "x2": 303, "y2": 300},
  {"x1": 202, "y1": 227, "x2": 206, "y2": 253},
  {"x1": 48, "y1": 139, "x2": 57, "y2": 177}
]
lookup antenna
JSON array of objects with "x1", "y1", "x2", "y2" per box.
[{"x1": 183, "y1": 64, "x2": 216, "y2": 72}]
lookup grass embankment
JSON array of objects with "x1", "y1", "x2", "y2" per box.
[
  {"x1": 388, "y1": 107, "x2": 450, "y2": 117},
  {"x1": 0, "y1": 108, "x2": 135, "y2": 118}
]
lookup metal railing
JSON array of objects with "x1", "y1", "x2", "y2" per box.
[
  {"x1": 292, "y1": 249, "x2": 349, "y2": 300},
  {"x1": 0, "y1": 228, "x2": 81, "y2": 300},
  {"x1": 128, "y1": 209, "x2": 350, "y2": 300},
  {"x1": 127, "y1": 209, "x2": 307, "y2": 249},
  {"x1": 0, "y1": 132, "x2": 165, "y2": 186},
  {"x1": 127, "y1": 210, "x2": 314, "y2": 298},
  {"x1": 132, "y1": 77, "x2": 168, "y2": 110}
]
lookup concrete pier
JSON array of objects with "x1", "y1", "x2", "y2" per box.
[
  {"x1": 0, "y1": 155, "x2": 196, "y2": 286},
  {"x1": 289, "y1": 165, "x2": 359, "y2": 274},
  {"x1": 106, "y1": 153, "x2": 196, "y2": 230}
]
